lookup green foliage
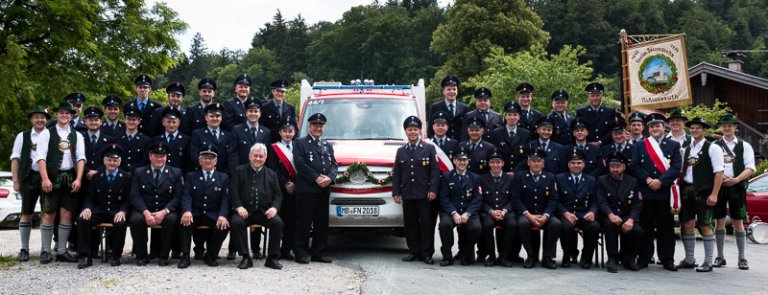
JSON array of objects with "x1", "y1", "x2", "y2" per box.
[
  {"x1": 753, "y1": 160, "x2": 768, "y2": 178},
  {"x1": 466, "y1": 44, "x2": 613, "y2": 114},
  {"x1": 429, "y1": 0, "x2": 549, "y2": 102},
  {"x1": 0, "y1": 0, "x2": 186, "y2": 169}
]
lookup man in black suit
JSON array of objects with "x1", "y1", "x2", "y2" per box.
[
  {"x1": 232, "y1": 99, "x2": 271, "y2": 165},
  {"x1": 518, "y1": 117, "x2": 564, "y2": 175},
  {"x1": 515, "y1": 83, "x2": 542, "y2": 133},
  {"x1": 428, "y1": 75, "x2": 467, "y2": 140},
  {"x1": 222, "y1": 74, "x2": 253, "y2": 131},
  {"x1": 459, "y1": 116, "x2": 495, "y2": 175},
  {"x1": 460, "y1": 87, "x2": 501, "y2": 142},
  {"x1": 597, "y1": 117, "x2": 633, "y2": 176},
  {"x1": 128, "y1": 142, "x2": 182, "y2": 266},
  {"x1": 430, "y1": 111, "x2": 459, "y2": 158},
  {"x1": 438, "y1": 147, "x2": 482, "y2": 266},
  {"x1": 563, "y1": 118, "x2": 601, "y2": 177},
  {"x1": 100, "y1": 95, "x2": 126, "y2": 138},
  {"x1": 183, "y1": 78, "x2": 217, "y2": 135},
  {"x1": 123, "y1": 74, "x2": 161, "y2": 135},
  {"x1": 478, "y1": 149, "x2": 517, "y2": 267},
  {"x1": 112, "y1": 106, "x2": 151, "y2": 173},
  {"x1": 491, "y1": 102, "x2": 530, "y2": 174},
  {"x1": 266, "y1": 117, "x2": 299, "y2": 260},
  {"x1": 149, "y1": 82, "x2": 189, "y2": 137},
  {"x1": 547, "y1": 90, "x2": 573, "y2": 146},
  {"x1": 392, "y1": 116, "x2": 441, "y2": 265},
  {"x1": 556, "y1": 149, "x2": 599, "y2": 269},
  {"x1": 293, "y1": 113, "x2": 338, "y2": 264},
  {"x1": 189, "y1": 102, "x2": 239, "y2": 175},
  {"x1": 229, "y1": 143, "x2": 285, "y2": 270},
  {"x1": 76, "y1": 145, "x2": 131, "y2": 268},
  {"x1": 576, "y1": 82, "x2": 616, "y2": 146},
  {"x1": 82, "y1": 107, "x2": 113, "y2": 179},
  {"x1": 261, "y1": 79, "x2": 296, "y2": 143},
  {"x1": 153, "y1": 108, "x2": 191, "y2": 174},
  {"x1": 597, "y1": 151, "x2": 643, "y2": 273}
]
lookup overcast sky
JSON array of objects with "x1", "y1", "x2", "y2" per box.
[{"x1": 148, "y1": 0, "x2": 452, "y2": 54}]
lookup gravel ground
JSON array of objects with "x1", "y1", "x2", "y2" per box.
[{"x1": 0, "y1": 229, "x2": 364, "y2": 295}]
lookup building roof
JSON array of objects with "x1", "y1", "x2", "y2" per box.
[{"x1": 689, "y1": 62, "x2": 768, "y2": 91}]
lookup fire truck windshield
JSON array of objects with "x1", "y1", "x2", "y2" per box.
[{"x1": 300, "y1": 98, "x2": 417, "y2": 140}]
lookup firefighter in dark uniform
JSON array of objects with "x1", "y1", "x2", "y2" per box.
[
  {"x1": 112, "y1": 106, "x2": 151, "y2": 173},
  {"x1": 293, "y1": 113, "x2": 338, "y2": 264},
  {"x1": 261, "y1": 79, "x2": 297, "y2": 143},
  {"x1": 515, "y1": 83, "x2": 542, "y2": 133},
  {"x1": 556, "y1": 149, "x2": 599, "y2": 269},
  {"x1": 597, "y1": 113, "x2": 633, "y2": 176},
  {"x1": 183, "y1": 78, "x2": 217, "y2": 135},
  {"x1": 428, "y1": 75, "x2": 468, "y2": 140},
  {"x1": 597, "y1": 151, "x2": 643, "y2": 273},
  {"x1": 631, "y1": 113, "x2": 682, "y2": 271},
  {"x1": 392, "y1": 116, "x2": 441, "y2": 265},
  {"x1": 129, "y1": 142, "x2": 182, "y2": 266},
  {"x1": 547, "y1": 90, "x2": 573, "y2": 146},
  {"x1": 512, "y1": 148, "x2": 561, "y2": 269},
  {"x1": 459, "y1": 116, "x2": 495, "y2": 175},
  {"x1": 491, "y1": 102, "x2": 530, "y2": 174},
  {"x1": 177, "y1": 145, "x2": 231, "y2": 269},
  {"x1": 76, "y1": 144, "x2": 130, "y2": 268},
  {"x1": 430, "y1": 111, "x2": 459, "y2": 158},
  {"x1": 222, "y1": 73, "x2": 253, "y2": 131},
  {"x1": 123, "y1": 74, "x2": 161, "y2": 135},
  {"x1": 563, "y1": 117, "x2": 601, "y2": 177},
  {"x1": 460, "y1": 87, "x2": 501, "y2": 142},
  {"x1": 518, "y1": 117, "x2": 564, "y2": 174},
  {"x1": 100, "y1": 95, "x2": 126, "y2": 138},
  {"x1": 82, "y1": 106, "x2": 113, "y2": 179},
  {"x1": 478, "y1": 149, "x2": 517, "y2": 267},
  {"x1": 576, "y1": 82, "x2": 616, "y2": 146},
  {"x1": 49, "y1": 93, "x2": 87, "y2": 133},
  {"x1": 438, "y1": 147, "x2": 482, "y2": 266},
  {"x1": 153, "y1": 108, "x2": 191, "y2": 173},
  {"x1": 190, "y1": 102, "x2": 239, "y2": 175},
  {"x1": 628, "y1": 112, "x2": 647, "y2": 143},
  {"x1": 148, "y1": 82, "x2": 189, "y2": 137},
  {"x1": 266, "y1": 117, "x2": 299, "y2": 260}
]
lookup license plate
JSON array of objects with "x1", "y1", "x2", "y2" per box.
[{"x1": 337, "y1": 206, "x2": 379, "y2": 217}]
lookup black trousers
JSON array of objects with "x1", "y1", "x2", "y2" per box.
[
  {"x1": 601, "y1": 217, "x2": 643, "y2": 262},
  {"x1": 180, "y1": 215, "x2": 228, "y2": 257},
  {"x1": 518, "y1": 215, "x2": 560, "y2": 261},
  {"x1": 231, "y1": 211, "x2": 283, "y2": 258},
  {"x1": 438, "y1": 212, "x2": 481, "y2": 260},
  {"x1": 77, "y1": 213, "x2": 127, "y2": 258},
  {"x1": 295, "y1": 191, "x2": 330, "y2": 259},
  {"x1": 480, "y1": 212, "x2": 517, "y2": 259},
  {"x1": 280, "y1": 191, "x2": 297, "y2": 255},
  {"x1": 129, "y1": 211, "x2": 179, "y2": 259},
  {"x1": 402, "y1": 198, "x2": 435, "y2": 259},
  {"x1": 639, "y1": 199, "x2": 675, "y2": 264},
  {"x1": 560, "y1": 217, "x2": 599, "y2": 263}
]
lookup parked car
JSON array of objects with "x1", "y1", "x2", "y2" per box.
[
  {"x1": 0, "y1": 171, "x2": 41, "y2": 227},
  {"x1": 746, "y1": 172, "x2": 768, "y2": 225}
]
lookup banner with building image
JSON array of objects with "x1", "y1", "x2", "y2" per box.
[{"x1": 626, "y1": 35, "x2": 692, "y2": 110}]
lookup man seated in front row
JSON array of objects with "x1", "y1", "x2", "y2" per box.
[
  {"x1": 229, "y1": 143, "x2": 284, "y2": 270},
  {"x1": 438, "y1": 147, "x2": 482, "y2": 266},
  {"x1": 178, "y1": 145, "x2": 231, "y2": 268}
]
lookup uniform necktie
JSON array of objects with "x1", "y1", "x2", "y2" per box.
[
  {"x1": 470, "y1": 143, "x2": 475, "y2": 151},
  {"x1": 458, "y1": 174, "x2": 464, "y2": 183},
  {"x1": 481, "y1": 111, "x2": 488, "y2": 122},
  {"x1": 205, "y1": 171, "x2": 211, "y2": 183},
  {"x1": 287, "y1": 143, "x2": 292, "y2": 151},
  {"x1": 574, "y1": 177, "x2": 579, "y2": 187},
  {"x1": 154, "y1": 169, "x2": 161, "y2": 183},
  {"x1": 168, "y1": 134, "x2": 175, "y2": 144},
  {"x1": 494, "y1": 176, "x2": 500, "y2": 183},
  {"x1": 107, "y1": 174, "x2": 114, "y2": 183},
  {"x1": 533, "y1": 173, "x2": 540, "y2": 182},
  {"x1": 448, "y1": 104, "x2": 454, "y2": 116},
  {"x1": 617, "y1": 145, "x2": 622, "y2": 152},
  {"x1": 212, "y1": 129, "x2": 218, "y2": 140},
  {"x1": 509, "y1": 130, "x2": 515, "y2": 139},
  {"x1": 138, "y1": 101, "x2": 144, "y2": 111},
  {"x1": 128, "y1": 135, "x2": 134, "y2": 142},
  {"x1": 90, "y1": 134, "x2": 97, "y2": 147},
  {"x1": 541, "y1": 142, "x2": 547, "y2": 151},
  {"x1": 578, "y1": 144, "x2": 585, "y2": 151},
  {"x1": 251, "y1": 127, "x2": 257, "y2": 139},
  {"x1": 278, "y1": 104, "x2": 283, "y2": 119}
]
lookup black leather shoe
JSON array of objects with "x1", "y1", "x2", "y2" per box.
[
  {"x1": 158, "y1": 258, "x2": 169, "y2": 266},
  {"x1": 460, "y1": 257, "x2": 471, "y2": 266},
  {"x1": 204, "y1": 255, "x2": 218, "y2": 267},
  {"x1": 280, "y1": 251, "x2": 295, "y2": 260},
  {"x1": 663, "y1": 262, "x2": 678, "y2": 271},
  {"x1": 439, "y1": 259, "x2": 453, "y2": 267},
  {"x1": 580, "y1": 262, "x2": 592, "y2": 269},
  {"x1": 713, "y1": 257, "x2": 726, "y2": 267},
  {"x1": 500, "y1": 258, "x2": 514, "y2": 267},
  {"x1": 560, "y1": 260, "x2": 571, "y2": 268},
  {"x1": 484, "y1": 258, "x2": 496, "y2": 267},
  {"x1": 136, "y1": 256, "x2": 149, "y2": 266},
  {"x1": 423, "y1": 257, "x2": 434, "y2": 265},
  {"x1": 194, "y1": 251, "x2": 205, "y2": 260},
  {"x1": 541, "y1": 258, "x2": 557, "y2": 270},
  {"x1": 238, "y1": 257, "x2": 253, "y2": 269},
  {"x1": 295, "y1": 257, "x2": 310, "y2": 264},
  {"x1": 511, "y1": 256, "x2": 524, "y2": 263},
  {"x1": 523, "y1": 258, "x2": 535, "y2": 269},
  {"x1": 738, "y1": 258, "x2": 749, "y2": 270},
  {"x1": 607, "y1": 259, "x2": 618, "y2": 273},
  {"x1": 676, "y1": 259, "x2": 697, "y2": 269},
  {"x1": 696, "y1": 262, "x2": 713, "y2": 272},
  {"x1": 402, "y1": 255, "x2": 418, "y2": 262},
  {"x1": 226, "y1": 251, "x2": 237, "y2": 260},
  {"x1": 252, "y1": 252, "x2": 265, "y2": 260},
  {"x1": 40, "y1": 251, "x2": 53, "y2": 264},
  {"x1": 265, "y1": 258, "x2": 283, "y2": 270},
  {"x1": 311, "y1": 256, "x2": 332, "y2": 263},
  {"x1": 77, "y1": 257, "x2": 93, "y2": 269},
  {"x1": 56, "y1": 252, "x2": 78, "y2": 263},
  {"x1": 110, "y1": 257, "x2": 121, "y2": 267},
  {"x1": 17, "y1": 249, "x2": 29, "y2": 262},
  {"x1": 177, "y1": 255, "x2": 191, "y2": 268}
]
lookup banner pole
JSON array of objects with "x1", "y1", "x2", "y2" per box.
[{"x1": 620, "y1": 29, "x2": 631, "y2": 123}]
